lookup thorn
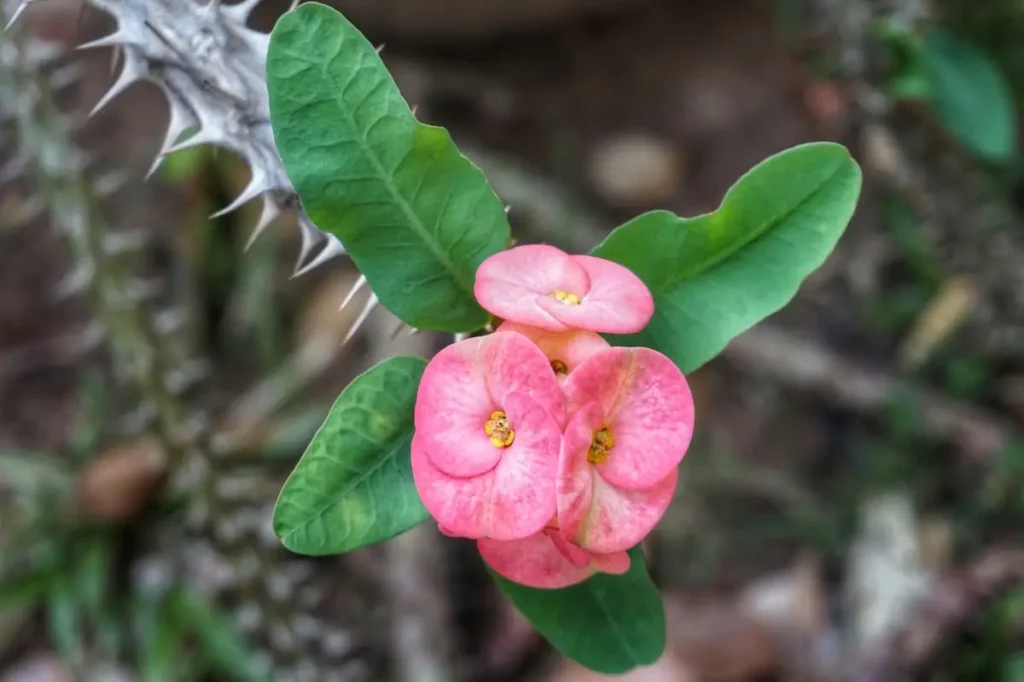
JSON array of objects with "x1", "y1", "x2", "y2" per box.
[
  {"x1": 48, "y1": 64, "x2": 82, "y2": 91},
  {"x1": 89, "y1": 54, "x2": 146, "y2": 118},
  {"x1": 221, "y1": 0, "x2": 263, "y2": 23},
  {"x1": 94, "y1": 170, "x2": 129, "y2": 197},
  {"x1": 343, "y1": 294, "x2": 379, "y2": 345},
  {"x1": 504, "y1": 205, "x2": 511, "y2": 215},
  {"x1": 77, "y1": 30, "x2": 128, "y2": 52},
  {"x1": 21, "y1": 40, "x2": 61, "y2": 65},
  {"x1": 288, "y1": 0, "x2": 301, "y2": 10},
  {"x1": 119, "y1": 402, "x2": 159, "y2": 434},
  {"x1": 143, "y1": 155, "x2": 164, "y2": 182},
  {"x1": 154, "y1": 309, "x2": 188, "y2": 335},
  {"x1": 70, "y1": 321, "x2": 106, "y2": 355},
  {"x1": 236, "y1": 26, "x2": 270, "y2": 57},
  {"x1": 110, "y1": 44, "x2": 123, "y2": 76},
  {"x1": 145, "y1": 95, "x2": 198, "y2": 180},
  {"x1": 411, "y1": 104, "x2": 419, "y2": 117},
  {"x1": 292, "y1": 235, "x2": 345, "y2": 278},
  {"x1": 453, "y1": 333, "x2": 470, "y2": 343},
  {"x1": 53, "y1": 264, "x2": 95, "y2": 300},
  {"x1": 339, "y1": 274, "x2": 367, "y2": 311},
  {"x1": 4, "y1": 0, "x2": 33, "y2": 31},
  {"x1": 60, "y1": 113, "x2": 90, "y2": 135},
  {"x1": 121, "y1": 277, "x2": 164, "y2": 304},
  {"x1": 407, "y1": 326, "x2": 421, "y2": 335},
  {"x1": 244, "y1": 195, "x2": 280, "y2": 250},
  {"x1": 102, "y1": 230, "x2": 148, "y2": 256},
  {"x1": 0, "y1": 152, "x2": 29, "y2": 184},
  {"x1": 376, "y1": 43, "x2": 386, "y2": 54},
  {"x1": 7, "y1": 195, "x2": 45, "y2": 226},
  {"x1": 293, "y1": 219, "x2": 320, "y2": 272},
  {"x1": 389, "y1": 318, "x2": 407, "y2": 340},
  {"x1": 170, "y1": 413, "x2": 209, "y2": 446},
  {"x1": 164, "y1": 360, "x2": 211, "y2": 394},
  {"x1": 164, "y1": 127, "x2": 217, "y2": 155},
  {"x1": 210, "y1": 170, "x2": 268, "y2": 218}
]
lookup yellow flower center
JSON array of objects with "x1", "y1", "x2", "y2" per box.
[
  {"x1": 552, "y1": 290, "x2": 581, "y2": 305},
  {"x1": 550, "y1": 359, "x2": 569, "y2": 375},
  {"x1": 484, "y1": 410, "x2": 515, "y2": 448},
  {"x1": 587, "y1": 426, "x2": 615, "y2": 464}
]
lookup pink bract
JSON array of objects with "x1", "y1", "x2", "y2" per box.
[
  {"x1": 411, "y1": 332, "x2": 566, "y2": 541},
  {"x1": 496, "y1": 321, "x2": 610, "y2": 383},
  {"x1": 557, "y1": 347, "x2": 694, "y2": 553},
  {"x1": 474, "y1": 244, "x2": 654, "y2": 334},
  {"x1": 478, "y1": 524, "x2": 630, "y2": 589}
]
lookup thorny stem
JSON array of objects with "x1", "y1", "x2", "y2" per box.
[
  {"x1": 0, "y1": 23, "x2": 198, "y2": 460},
  {"x1": 2, "y1": 8, "x2": 365, "y2": 680}
]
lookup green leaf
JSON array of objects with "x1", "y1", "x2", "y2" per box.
[
  {"x1": 47, "y1": 573, "x2": 86, "y2": 673},
  {"x1": 75, "y1": 536, "x2": 113, "y2": 622},
  {"x1": 75, "y1": 535, "x2": 123, "y2": 658},
  {"x1": 489, "y1": 547, "x2": 665, "y2": 674},
  {"x1": 139, "y1": 602, "x2": 189, "y2": 682},
  {"x1": 918, "y1": 30, "x2": 1017, "y2": 162},
  {"x1": 166, "y1": 590, "x2": 271, "y2": 682},
  {"x1": 273, "y1": 356, "x2": 429, "y2": 556},
  {"x1": 888, "y1": 64, "x2": 932, "y2": 100},
  {"x1": 134, "y1": 592, "x2": 185, "y2": 682},
  {"x1": 0, "y1": 570, "x2": 52, "y2": 615},
  {"x1": 267, "y1": 3, "x2": 510, "y2": 332},
  {"x1": 0, "y1": 450, "x2": 73, "y2": 498},
  {"x1": 592, "y1": 142, "x2": 862, "y2": 373},
  {"x1": 877, "y1": 22, "x2": 932, "y2": 101}
]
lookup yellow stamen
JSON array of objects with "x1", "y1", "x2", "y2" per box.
[
  {"x1": 551, "y1": 359, "x2": 569, "y2": 375},
  {"x1": 587, "y1": 426, "x2": 615, "y2": 464},
  {"x1": 484, "y1": 410, "x2": 515, "y2": 448},
  {"x1": 552, "y1": 291, "x2": 581, "y2": 305}
]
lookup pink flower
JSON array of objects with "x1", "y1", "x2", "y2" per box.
[
  {"x1": 411, "y1": 332, "x2": 566, "y2": 541},
  {"x1": 496, "y1": 321, "x2": 610, "y2": 383},
  {"x1": 478, "y1": 521, "x2": 630, "y2": 589},
  {"x1": 474, "y1": 244, "x2": 654, "y2": 334},
  {"x1": 557, "y1": 347, "x2": 695, "y2": 554}
]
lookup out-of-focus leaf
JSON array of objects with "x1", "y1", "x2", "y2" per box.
[
  {"x1": 884, "y1": 198, "x2": 942, "y2": 286},
  {"x1": 137, "y1": 594, "x2": 192, "y2": 682},
  {"x1": 888, "y1": 66, "x2": 932, "y2": 100},
  {"x1": 919, "y1": 30, "x2": 1017, "y2": 162},
  {"x1": 166, "y1": 590, "x2": 271, "y2": 682},
  {"x1": 76, "y1": 535, "x2": 123, "y2": 657},
  {"x1": 0, "y1": 570, "x2": 52, "y2": 615},
  {"x1": 878, "y1": 20, "x2": 932, "y2": 101},
  {"x1": 47, "y1": 573, "x2": 86, "y2": 673},
  {"x1": 1004, "y1": 653, "x2": 1024, "y2": 682},
  {"x1": 75, "y1": 536, "x2": 113, "y2": 619},
  {"x1": 0, "y1": 451, "x2": 73, "y2": 498},
  {"x1": 69, "y1": 369, "x2": 108, "y2": 459}
]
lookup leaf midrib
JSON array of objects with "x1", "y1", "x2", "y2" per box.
[
  {"x1": 279, "y1": 424, "x2": 414, "y2": 546},
  {"x1": 664, "y1": 157, "x2": 848, "y2": 290},
  {"x1": 588, "y1": 583, "x2": 645, "y2": 667},
  {"x1": 317, "y1": 45, "x2": 474, "y2": 297}
]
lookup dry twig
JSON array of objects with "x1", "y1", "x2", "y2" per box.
[
  {"x1": 848, "y1": 547, "x2": 1024, "y2": 682},
  {"x1": 725, "y1": 325, "x2": 1013, "y2": 463}
]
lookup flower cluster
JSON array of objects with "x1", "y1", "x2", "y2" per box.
[{"x1": 411, "y1": 245, "x2": 695, "y2": 588}]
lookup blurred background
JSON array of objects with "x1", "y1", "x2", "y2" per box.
[{"x1": 2, "y1": 0, "x2": 1024, "y2": 680}]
